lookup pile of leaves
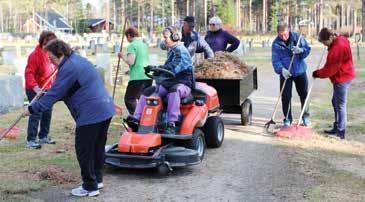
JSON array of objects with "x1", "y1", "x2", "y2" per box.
[
  {"x1": 195, "y1": 52, "x2": 251, "y2": 79},
  {"x1": 35, "y1": 166, "x2": 79, "y2": 184}
]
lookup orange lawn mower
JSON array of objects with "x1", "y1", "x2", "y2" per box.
[{"x1": 104, "y1": 67, "x2": 224, "y2": 175}]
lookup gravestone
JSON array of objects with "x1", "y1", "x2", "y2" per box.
[
  {"x1": 2, "y1": 51, "x2": 16, "y2": 65},
  {"x1": 95, "y1": 53, "x2": 111, "y2": 84},
  {"x1": 0, "y1": 75, "x2": 24, "y2": 114}
]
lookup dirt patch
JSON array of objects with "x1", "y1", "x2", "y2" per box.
[
  {"x1": 195, "y1": 52, "x2": 251, "y2": 79},
  {"x1": 328, "y1": 157, "x2": 365, "y2": 178},
  {"x1": 33, "y1": 166, "x2": 79, "y2": 184}
]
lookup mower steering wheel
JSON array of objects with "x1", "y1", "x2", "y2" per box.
[{"x1": 145, "y1": 66, "x2": 175, "y2": 79}]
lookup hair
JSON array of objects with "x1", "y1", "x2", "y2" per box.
[
  {"x1": 277, "y1": 22, "x2": 288, "y2": 32},
  {"x1": 318, "y1": 27, "x2": 336, "y2": 41},
  {"x1": 163, "y1": 26, "x2": 181, "y2": 39},
  {"x1": 44, "y1": 39, "x2": 73, "y2": 58},
  {"x1": 184, "y1": 16, "x2": 195, "y2": 28},
  {"x1": 125, "y1": 27, "x2": 139, "y2": 38},
  {"x1": 38, "y1": 31, "x2": 56, "y2": 47},
  {"x1": 209, "y1": 16, "x2": 222, "y2": 25}
]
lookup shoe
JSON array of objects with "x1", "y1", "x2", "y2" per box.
[
  {"x1": 165, "y1": 122, "x2": 176, "y2": 134},
  {"x1": 39, "y1": 137, "x2": 56, "y2": 145},
  {"x1": 71, "y1": 186, "x2": 99, "y2": 197},
  {"x1": 97, "y1": 183, "x2": 103, "y2": 189},
  {"x1": 324, "y1": 128, "x2": 337, "y2": 134},
  {"x1": 26, "y1": 141, "x2": 42, "y2": 149},
  {"x1": 337, "y1": 130, "x2": 345, "y2": 139},
  {"x1": 302, "y1": 116, "x2": 310, "y2": 127},
  {"x1": 124, "y1": 115, "x2": 139, "y2": 132},
  {"x1": 283, "y1": 119, "x2": 291, "y2": 127}
]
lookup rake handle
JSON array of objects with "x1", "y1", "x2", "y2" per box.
[
  {"x1": 296, "y1": 50, "x2": 326, "y2": 126},
  {"x1": 112, "y1": 17, "x2": 128, "y2": 101}
]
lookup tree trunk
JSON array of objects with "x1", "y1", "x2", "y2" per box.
[
  {"x1": 262, "y1": 0, "x2": 266, "y2": 33},
  {"x1": 362, "y1": 0, "x2": 365, "y2": 41},
  {"x1": 171, "y1": 0, "x2": 174, "y2": 24},
  {"x1": 249, "y1": 0, "x2": 252, "y2": 32}
]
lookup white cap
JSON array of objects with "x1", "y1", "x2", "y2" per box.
[{"x1": 209, "y1": 16, "x2": 222, "y2": 25}]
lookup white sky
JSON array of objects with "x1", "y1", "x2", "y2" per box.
[{"x1": 82, "y1": 0, "x2": 101, "y2": 8}]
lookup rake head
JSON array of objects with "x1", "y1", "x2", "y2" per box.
[{"x1": 0, "y1": 126, "x2": 21, "y2": 140}]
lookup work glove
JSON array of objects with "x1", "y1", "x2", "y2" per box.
[
  {"x1": 312, "y1": 70, "x2": 319, "y2": 78},
  {"x1": 281, "y1": 68, "x2": 292, "y2": 79},
  {"x1": 33, "y1": 86, "x2": 42, "y2": 95},
  {"x1": 291, "y1": 46, "x2": 304, "y2": 54}
]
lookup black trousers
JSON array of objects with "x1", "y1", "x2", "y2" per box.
[
  {"x1": 280, "y1": 73, "x2": 309, "y2": 121},
  {"x1": 124, "y1": 79, "x2": 152, "y2": 115},
  {"x1": 75, "y1": 118, "x2": 111, "y2": 191}
]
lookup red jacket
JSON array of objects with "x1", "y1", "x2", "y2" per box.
[
  {"x1": 316, "y1": 35, "x2": 356, "y2": 84},
  {"x1": 25, "y1": 45, "x2": 56, "y2": 90}
]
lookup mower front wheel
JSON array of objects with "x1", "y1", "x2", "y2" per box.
[
  {"x1": 185, "y1": 129, "x2": 206, "y2": 161},
  {"x1": 203, "y1": 116, "x2": 224, "y2": 148}
]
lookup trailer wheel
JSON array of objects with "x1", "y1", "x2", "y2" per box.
[
  {"x1": 241, "y1": 99, "x2": 252, "y2": 126},
  {"x1": 203, "y1": 116, "x2": 224, "y2": 148},
  {"x1": 185, "y1": 129, "x2": 206, "y2": 161}
]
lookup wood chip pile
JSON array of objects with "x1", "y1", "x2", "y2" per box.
[{"x1": 195, "y1": 52, "x2": 251, "y2": 79}]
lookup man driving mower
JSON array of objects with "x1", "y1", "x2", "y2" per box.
[{"x1": 126, "y1": 26, "x2": 194, "y2": 134}]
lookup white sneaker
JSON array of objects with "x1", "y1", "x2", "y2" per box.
[
  {"x1": 97, "y1": 183, "x2": 104, "y2": 189},
  {"x1": 71, "y1": 186, "x2": 99, "y2": 197}
]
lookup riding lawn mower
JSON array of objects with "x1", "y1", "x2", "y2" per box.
[{"x1": 104, "y1": 67, "x2": 224, "y2": 175}]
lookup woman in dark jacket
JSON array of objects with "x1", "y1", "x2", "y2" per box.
[{"x1": 23, "y1": 39, "x2": 115, "y2": 197}]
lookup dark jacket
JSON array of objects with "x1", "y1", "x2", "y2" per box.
[
  {"x1": 315, "y1": 35, "x2": 355, "y2": 84},
  {"x1": 182, "y1": 31, "x2": 214, "y2": 59},
  {"x1": 271, "y1": 31, "x2": 311, "y2": 77},
  {"x1": 204, "y1": 29, "x2": 240, "y2": 53},
  {"x1": 160, "y1": 43, "x2": 194, "y2": 89},
  {"x1": 29, "y1": 53, "x2": 115, "y2": 127}
]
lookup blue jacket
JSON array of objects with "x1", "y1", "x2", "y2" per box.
[
  {"x1": 30, "y1": 53, "x2": 115, "y2": 127},
  {"x1": 160, "y1": 42, "x2": 194, "y2": 89},
  {"x1": 205, "y1": 29, "x2": 240, "y2": 53},
  {"x1": 182, "y1": 31, "x2": 214, "y2": 59},
  {"x1": 271, "y1": 32, "x2": 311, "y2": 77}
]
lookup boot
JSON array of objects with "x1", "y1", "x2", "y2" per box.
[
  {"x1": 337, "y1": 130, "x2": 345, "y2": 140},
  {"x1": 124, "y1": 115, "x2": 139, "y2": 132},
  {"x1": 165, "y1": 122, "x2": 176, "y2": 134},
  {"x1": 324, "y1": 128, "x2": 337, "y2": 134}
]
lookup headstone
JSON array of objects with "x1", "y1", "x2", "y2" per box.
[
  {"x1": 0, "y1": 75, "x2": 24, "y2": 114},
  {"x1": 95, "y1": 53, "x2": 111, "y2": 84},
  {"x1": 2, "y1": 51, "x2": 16, "y2": 65}
]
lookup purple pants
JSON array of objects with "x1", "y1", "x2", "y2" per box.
[{"x1": 134, "y1": 84, "x2": 191, "y2": 122}]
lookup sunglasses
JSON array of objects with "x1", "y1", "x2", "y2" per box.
[{"x1": 209, "y1": 23, "x2": 216, "y2": 26}]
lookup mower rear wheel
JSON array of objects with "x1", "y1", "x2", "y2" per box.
[
  {"x1": 241, "y1": 99, "x2": 252, "y2": 126},
  {"x1": 185, "y1": 129, "x2": 206, "y2": 161},
  {"x1": 203, "y1": 116, "x2": 224, "y2": 148}
]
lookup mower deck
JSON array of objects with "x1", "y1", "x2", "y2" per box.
[{"x1": 105, "y1": 144, "x2": 201, "y2": 169}]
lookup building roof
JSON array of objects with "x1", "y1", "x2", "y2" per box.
[
  {"x1": 35, "y1": 10, "x2": 73, "y2": 31},
  {"x1": 84, "y1": 18, "x2": 114, "y2": 27}
]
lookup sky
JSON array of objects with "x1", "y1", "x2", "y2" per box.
[{"x1": 82, "y1": 0, "x2": 101, "y2": 8}]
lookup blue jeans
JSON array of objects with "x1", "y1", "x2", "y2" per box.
[
  {"x1": 26, "y1": 90, "x2": 53, "y2": 142},
  {"x1": 332, "y1": 81, "x2": 352, "y2": 131}
]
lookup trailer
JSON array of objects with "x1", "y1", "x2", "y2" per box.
[{"x1": 196, "y1": 66, "x2": 258, "y2": 125}]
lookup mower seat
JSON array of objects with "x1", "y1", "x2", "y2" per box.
[{"x1": 162, "y1": 94, "x2": 194, "y2": 105}]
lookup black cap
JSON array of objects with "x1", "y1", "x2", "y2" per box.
[{"x1": 183, "y1": 16, "x2": 195, "y2": 27}]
